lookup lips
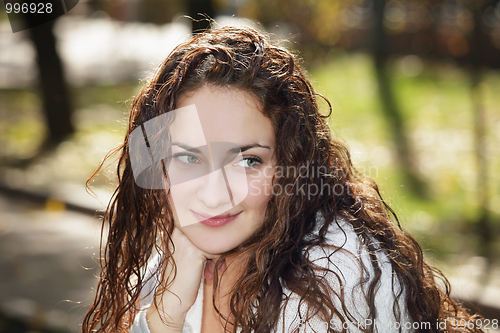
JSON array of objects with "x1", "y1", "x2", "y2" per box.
[{"x1": 192, "y1": 211, "x2": 242, "y2": 227}]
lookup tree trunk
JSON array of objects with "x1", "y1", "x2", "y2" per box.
[
  {"x1": 28, "y1": 19, "x2": 74, "y2": 146},
  {"x1": 468, "y1": 0, "x2": 494, "y2": 265},
  {"x1": 372, "y1": 0, "x2": 427, "y2": 198}
]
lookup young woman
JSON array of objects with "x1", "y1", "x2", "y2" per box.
[{"x1": 83, "y1": 26, "x2": 483, "y2": 333}]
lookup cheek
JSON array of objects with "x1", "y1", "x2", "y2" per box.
[
  {"x1": 168, "y1": 177, "x2": 204, "y2": 213},
  {"x1": 245, "y1": 173, "x2": 274, "y2": 216}
]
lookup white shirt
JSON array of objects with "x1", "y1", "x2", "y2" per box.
[{"x1": 130, "y1": 215, "x2": 414, "y2": 333}]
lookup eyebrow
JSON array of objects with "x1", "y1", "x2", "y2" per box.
[
  {"x1": 171, "y1": 142, "x2": 271, "y2": 154},
  {"x1": 171, "y1": 142, "x2": 202, "y2": 153},
  {"x1": 229, "y1": 143, "x2": 271, "y2": 154}
]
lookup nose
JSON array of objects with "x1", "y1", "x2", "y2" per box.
[{"x1": 197, "y1": 168, "x2": 233, "y2": 211}]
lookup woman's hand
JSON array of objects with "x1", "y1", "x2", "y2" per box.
[{"x1": 146, "y1": 227, "x2": 226, "y2": 332}]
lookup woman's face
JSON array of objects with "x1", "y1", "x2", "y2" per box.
[{"x1": 166, "y1": 85, "x2": 276, "y2": 255}]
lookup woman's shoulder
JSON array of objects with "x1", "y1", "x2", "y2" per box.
[
  {"x1": 277, "y1": 212, "x2": 413, "y2": 333},
  {"x1": 307, "y1": 212, "x2": 391, "y2": 272},
  {"x1": 301, "y1": 213, "x2": 389, "y2": 279}
]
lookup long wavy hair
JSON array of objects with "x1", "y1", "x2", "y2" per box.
[{"x1": 83, "y1": 26, "x2": 482, "y2": 333}]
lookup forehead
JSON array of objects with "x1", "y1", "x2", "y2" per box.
[{"x1": 172, "y1": 85, "x2": 275, "y2": 147}]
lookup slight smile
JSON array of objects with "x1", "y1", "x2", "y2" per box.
[{"x1": 192, "y1": 211, "x2": 242, "y2": 227}]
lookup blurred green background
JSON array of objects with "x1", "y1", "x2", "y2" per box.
[{"x1": 0, "y1": 0, "x2": 499, "y2": 332}]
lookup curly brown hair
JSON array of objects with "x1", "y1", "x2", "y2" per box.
[{"x1": 82, "y1": 26, "x2": 483, "y2": 333}]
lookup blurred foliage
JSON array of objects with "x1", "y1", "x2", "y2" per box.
[
  {"x1": 86, "y1": 0, "x2": 224, "y2": 24},
  {"x1": 0, "y1": 84, "x2": 136, "y2": 190},
  {"x1": 86, "y1": 0, "x2": 183, "y2": 23},
  {"x1": 78, "y1": 0, "x2": 500, "y2": 66},
  {"x1": 309, "y1": 53, "x2": 500, "y2": 261},
  {"x1": 234, "y1": 0, "x2": 500, "y2": 67}
]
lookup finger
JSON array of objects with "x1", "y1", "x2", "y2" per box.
[
  {"x1": 204, "y1": 260, "x2": 215, "y2": 280},
  {"x1": 218, "y1": 259, "x2": 227, "y2": 273}
]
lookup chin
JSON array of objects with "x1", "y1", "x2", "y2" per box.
[
  {"x1": 185, "y1": 230, "x2": 242, "y2": 255},
  {"x1": 196, "y1": 240, "x2": 240, "y2": 255}
]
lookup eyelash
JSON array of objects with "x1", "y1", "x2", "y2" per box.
[
  {"x1": 239, "y1": 155, "x2": 263, "y2": 168},
  {"x1": 173, "y1": 153, "x2": 200, "y2": 165},
  {"x1": 172, "y1": 153, "x2": 263, "y2": 168}
]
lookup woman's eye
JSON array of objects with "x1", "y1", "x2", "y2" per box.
[
  {"x1": 177, "y1": 154, "x2": 200, "y2": 164},
  {"x1": 236, "y1": 157, "x2": 262, "y2": 168}
]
